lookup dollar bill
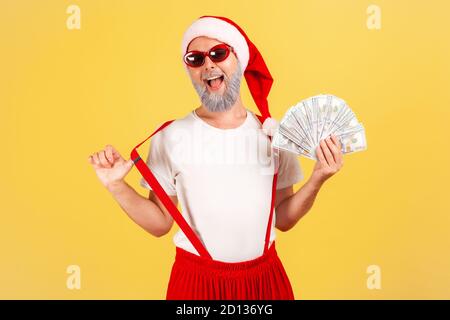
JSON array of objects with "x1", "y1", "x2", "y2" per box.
[{"x1": 272, "y1": 94, "x2": 367, "y2": 160}]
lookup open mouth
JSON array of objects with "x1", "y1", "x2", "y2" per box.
[{"x1": 205, "y1": 75, "x2": 225, "y2": 91}]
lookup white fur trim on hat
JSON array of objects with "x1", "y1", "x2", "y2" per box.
[
  {"x1": 181, "y1": 17, "x2": 250, "y2": 71},
  {"x1": 262, "y1": 117, "x2": 279, "y2": 136}
]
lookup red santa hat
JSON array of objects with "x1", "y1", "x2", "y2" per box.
[{"x1": 181, "y1": 15, "x2": 278, "y2": 135}]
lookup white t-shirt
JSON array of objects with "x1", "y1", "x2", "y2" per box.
[{"x1": 140, "y1": 108, "x2": 304, "y2": 262}]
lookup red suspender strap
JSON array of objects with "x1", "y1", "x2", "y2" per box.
[
  {"x1": 256, "y1": 113, "x2": 278, "y2": 255},
  {"x1": 130, "y1": 120, "x2": 212, "y2": 260},
  {"x1": 264, "y1": 172, "x2": 278, "y2": 254}
]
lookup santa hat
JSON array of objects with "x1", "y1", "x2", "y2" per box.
[{"x1": 181, "y1": 15, "x2": 278, "y2": 135}]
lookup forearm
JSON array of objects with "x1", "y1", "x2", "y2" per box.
[
  {"x1": 106, "y1": 180, "x2": 171, "y2": 237},
  {"x1": 275, "y1": 175, "x2": 324, "y2": 231}
]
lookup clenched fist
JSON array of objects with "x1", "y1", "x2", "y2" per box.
[
  {"x1": 88, "y1": 145, "x2": 135, "y2": 189},
  {"x1": 312, "y1": 134, "x2": 344, "y2": 183}
]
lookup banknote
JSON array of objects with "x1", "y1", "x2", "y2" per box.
[{"x1": 272, "y1": 94, "x2": 367, "y2": 160}]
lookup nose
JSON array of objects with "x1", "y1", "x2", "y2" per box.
[{"x1": 203, "y1": 55, "x2": 216, "y2": 70}]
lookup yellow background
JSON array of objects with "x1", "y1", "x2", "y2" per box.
[{"x1": 1, "y1": 0, "x2": 449, "y2": 299}]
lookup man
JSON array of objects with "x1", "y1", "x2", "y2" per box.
[{"x1": 88, "y1": 16, "x2": 343, "y2": 300}]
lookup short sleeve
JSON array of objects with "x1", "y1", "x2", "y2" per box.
[
  {"x1": 276, "y1": 149, "x2": 304, "y2": 190},
  {"x1": 139, "y1": 131, "x2": 177, "y2": 196}
]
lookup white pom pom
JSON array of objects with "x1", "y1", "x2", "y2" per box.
[{"x1": 262, "y1": 117, "x2": 279, "y2": 136}]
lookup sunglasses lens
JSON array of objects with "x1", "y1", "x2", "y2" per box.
[
  {"x1": 185, "y1": 53, "x2": 204, "y2": 67},
  {"x1": 210, "y1": 47, "x2": 229, "y2": 62}
]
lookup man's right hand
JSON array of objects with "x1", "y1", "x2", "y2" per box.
[{"x1": 88, "y1": 145, "x2": 135, "y2": 189}]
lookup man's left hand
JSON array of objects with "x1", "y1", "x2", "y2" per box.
[{"x1": 311, "y1": 133, "x2": 344, "y2": 184}]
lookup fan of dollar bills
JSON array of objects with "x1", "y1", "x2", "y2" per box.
[{"x1": 272, "y1": 94, "x2": 367, "y2": 160}]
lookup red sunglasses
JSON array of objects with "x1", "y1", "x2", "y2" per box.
[{"x1": 183, "y1": 43, "x2": 234, "y2": 68}]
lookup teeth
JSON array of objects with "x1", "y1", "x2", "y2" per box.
[{"x1": 206, "y1": 75, "x2": 222, "y2": 81}]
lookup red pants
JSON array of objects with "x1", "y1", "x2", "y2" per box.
[{"x1": 166, "y1": 241, "x2": 295, "y2": 300}]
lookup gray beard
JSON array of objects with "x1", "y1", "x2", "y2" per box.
[{"x1": 191, "y1": 62, "x2": 243, "y2": 113}]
